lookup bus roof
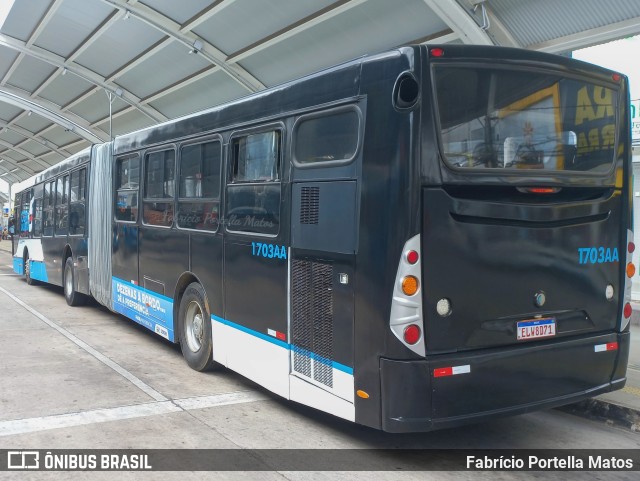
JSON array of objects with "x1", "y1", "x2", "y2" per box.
[{"x1": 33, "y1": 146, "x2": 91, "y2": 186}]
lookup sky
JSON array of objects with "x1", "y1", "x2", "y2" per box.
[{"x1": 574, "y1": 35, "x2": 640, "y2": 102}]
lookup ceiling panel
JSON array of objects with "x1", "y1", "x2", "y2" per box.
[
  {"x1": 149, "y1": 69, "x2": 248, "y2": 118},
  {"x1": 141, "y1": 0, "x2": 216, "y2": 25},
  {"x1": 32, "y1": 0, "x2": 114, "y2": 58},
  {"x1": 490, "y1": 0, "x2": 640, "y2": 47},
  {"x1": 16, "y1": 158, "x2": 47, "y2": 172},
  {"x1": 5, "y1": 55, "x2": 57, "y2": 93},
  {"x1": 68, "y1": 90, "x2": 130, "y2": 125},
  {"x1": 2, "y1": 150, "x2": 27, "y2": 162},
  {"x1": 0, "y1": 129, "x2": 27, "y2": 145},
  {"x1": 19, "y1": 140, "x2": 49, "y2": 157},
  {"x1": 74, "y1": 16, "x2": 167, "y2": 78},
  {"x1": 193, "y1": 0, "x2": 336, "y2": 56},
  {"x1": 40, "y1": 124, "x2": 83, "y2": 146},
  {"x1": 0, "y1": 0, "x2": 52, "y2": 42},
  {"x1": 0, "y1": 45, "x2": 20, "y2": 80},
  {"x1": 13, "y1": 114, "x2": 53, "y2": 134},
  {"x1": 0, "y1": 104, "x2": 24, "y2": 122},
  {"x1": 94, "y1": 109, "x2": 155, "y2": 137},
  {"x1": 239, "y1": 0, "x2": 446, "y2": 87},
  {"x1": 59, "y1": 141, "x2": 89, "y2": 155},
  {"x1": 114, "y1": 40, "x2": 210, "y2": 99},
  {"x1": 37, "y1": 150, "x2": 66, "y2": 164},
  {"x1": 38, "y1": 71, "x2": 94, "y2": 107}
]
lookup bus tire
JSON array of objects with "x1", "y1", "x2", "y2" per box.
[
  {"x1": 178, "y1": 282, "x2": 215, "y2": 372},
  {"x1": 64, "y1": 257, "x2": 86, "y2": 306},
  {"x1": 24, "y1": 252, "x2": 36, "y2": 285}
]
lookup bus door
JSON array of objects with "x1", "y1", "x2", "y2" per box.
[
  {"x1": 221, "y1": 125, "x2": 290, "y2": 397},
  {"x1": 112, "y1": 153, "x2": 140, "y2": 298},
  {"x1": 136, "y1": 147, "x2": 188, "y2": 342},
  {"x1": 288, "y1": 106, "x2": 362, "y2": 411}
]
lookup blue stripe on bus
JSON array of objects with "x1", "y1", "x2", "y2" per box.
[
  {"x1": 112, "y1": 276, "x2": 174, "y2": 303},
  {"x1": 211, "y1": 314, "x2": 290, "y2": 350},
  {"x1": 111, "y1": 276, "x2": 175, "y2": 342},
  {"x1": 211, "y1": 314, "x2": 354, "y2": 375},
  {"x1": 13, "y1": 257, "x2": 24, "y2": 275},
  {"x1": 291, "y1": 345, "x2": 354, "y2": 374},
  {"x1": 30, "y1": 260, "x2": 49, "y2": 282}
]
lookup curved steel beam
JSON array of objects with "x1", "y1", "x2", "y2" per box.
[
  {"x1": 0, "y1": 86, "x2": 106, "y2": 143},
  {"x1": 0, "y1": 121, "x2": 71, "y2": 158},
  {"x1": 421, "y1": 0, "x2": 493, "y2": 45},
  {"x1": 0, "y1": 139, "x2": 46, "y2": 173}
]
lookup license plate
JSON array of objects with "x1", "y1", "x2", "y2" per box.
[{"x1": 517, "y1": 317, "x2": 556, "y2": 340}]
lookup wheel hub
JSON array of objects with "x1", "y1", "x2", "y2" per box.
[
  {"x1": 185, "y1": 301, "x2": 205, "y2": 353},
  {"x1": 193, "y1": 314, "x2": 203, "y2": 340}
]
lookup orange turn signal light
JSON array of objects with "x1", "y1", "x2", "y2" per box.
[
  {"x1": 356, "y1": 390, "x2": 370, "y2": 399},
  {"x1": 401, "y1": 276, "x2": 419, "y2": 296},
  {"x1": 627, "y1": 262, "x2": 636, "y2": 278}
]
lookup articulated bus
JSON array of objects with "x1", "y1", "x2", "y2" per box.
[{"x1": 12, "y1": 45, "x2": 632, "y2": 432}]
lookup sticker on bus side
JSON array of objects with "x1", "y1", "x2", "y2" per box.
[
  {"x1": 578, "y1": 247, "x2": 619, "y2": 265},
  {"x1": 112, "y1": 277, "x2": 175, "y2": 342},
  {"x1": 251, "y1": 242, "x2": 287, "y2": 260}
]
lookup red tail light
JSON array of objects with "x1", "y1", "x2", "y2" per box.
[
  {"x1": 523, "y1": 187, "x2": 560, "y2": 194},
  {"x1": 406, "y1": 250, "x2": 419, "y2": 265},
  {"x1": 403, "y1": 325, "x2": 421, "y2": 345}
]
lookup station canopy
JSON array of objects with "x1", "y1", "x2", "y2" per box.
[{"x1": 1, "y1": 0, "x2": 639, "y2": 183}]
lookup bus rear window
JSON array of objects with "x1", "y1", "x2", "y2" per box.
[{"x1": 433, "y1": 66, "x2": 618, "y2": 173}]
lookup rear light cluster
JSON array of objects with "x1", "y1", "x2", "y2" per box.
[
  {"x1": 389, "y1": 235, "x2": 425, "y2": 355},
  {"x1": 622, "y1": 230, "x2": 635, "y2": 329},
  {"x1": 627, "y1": 241, "x2": 636, "y2": 279}
]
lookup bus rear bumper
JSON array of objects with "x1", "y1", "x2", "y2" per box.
[{"x1": 380, "y1": 331, "x2": 630, "y2": 433}]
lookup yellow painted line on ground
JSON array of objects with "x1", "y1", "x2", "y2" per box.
[{"x1": 621, "y1": 385, "x2": 640, "y2": 397}]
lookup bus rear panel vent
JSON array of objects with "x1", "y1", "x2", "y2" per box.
[
  {"x1": 300, "y1": 186, "x2": 320, "y2": 225},
  {"x1": 291, "y1": 259, "x2": 334, "y2": 388}
]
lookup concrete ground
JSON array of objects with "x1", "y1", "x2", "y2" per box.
[{"x1": 0, "y1": 238, "x2": 639, "y2": 480}]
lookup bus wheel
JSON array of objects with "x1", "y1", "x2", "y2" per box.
[
  {"x1": 64, "y1": 257, "x2": 86, "y2": 306},
  {"x1": 24, "y1": 252, "x2": 35, "y2": 285},
  {"x1": 178, "y1": 282, "x2": 215, "y2": 372}
]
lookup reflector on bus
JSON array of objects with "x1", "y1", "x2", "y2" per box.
[{"x1": 389, "y1": 234, "x2": 425, "y2": 356}]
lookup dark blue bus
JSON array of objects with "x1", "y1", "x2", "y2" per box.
[{"x1": 13, "y1": 44, "x2": 633, "y2": 432}]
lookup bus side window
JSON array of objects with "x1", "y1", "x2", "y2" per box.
[
  {"x1": 70, "y1": 168, "x2": 86, "y2": 235},
  {"x1": 226, "y1": 130, "x2": 281, "y2": 236},
  {"x1": 20, "y1": 190, "x2": 32, "y2": 237},
  {"x1": 43, "y1": 181, "x2": 54, "y2": 236},
  {"x1": 33, "y1": 183, "x2": 44, "y2": 237},
  {"x1": 55, "y1": 175, "x2": 69, "y2": 236},
  {"x1": 115, "y1": 154, "x2": 140, "y2": 223},
  {"x1": 293, "y1": 108, "x2": 360, "y2": 165},
  {"x1": 143, "y1": 149, "x2": 175, "y2": 227},
  {"x1": 177, "y1": 139, "x2": 221, "y2": 231}
]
